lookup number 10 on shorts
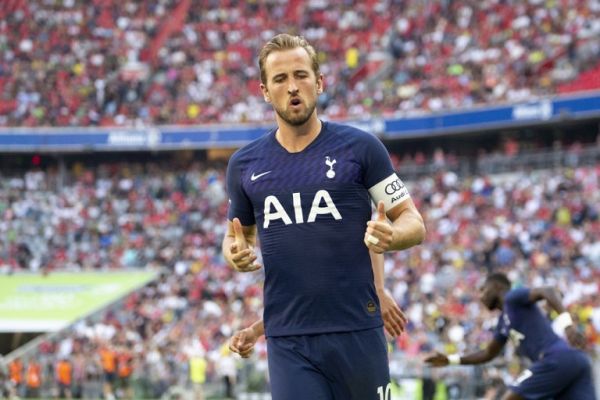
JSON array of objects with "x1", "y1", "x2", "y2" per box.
[{"x1": 377, "y1": 383, "x2": 392, "y2": 400}]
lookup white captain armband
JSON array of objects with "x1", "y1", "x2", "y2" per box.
[
  {"x1": 554, "y1": 312, "x2": 573, "y2": 333},
  {"x1": 368, "y1": 173, "x2": 411, "y2": 211},
  {"x1": 447, "y1": 354, "x2": 461, "y2": 365}
]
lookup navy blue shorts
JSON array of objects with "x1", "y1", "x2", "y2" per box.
[
  {"x1": 267, "y1": 327, "x2": 391, "y2": 400},
  {"x1": 510, "y1": 348, "x2": 596, "y2": 400}
]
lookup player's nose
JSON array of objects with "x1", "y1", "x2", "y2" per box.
[{"x1": 287, "y1": 80, "x2": 299, "y2": 94}]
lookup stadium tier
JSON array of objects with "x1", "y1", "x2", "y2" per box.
[
  {"x1": 0, "y1": 91, "x2": 600, "y2": 153},
  {"x1": 1, "y1": 0, "x2": 599, "y2": 127}
]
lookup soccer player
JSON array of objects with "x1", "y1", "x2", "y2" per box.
[
  {"x1": 222, "y1": 33, "x2": 425, "y2": 400},
  {"x1": 229, "y1": 251, "x2": 408, "y2": 358},
  {"x1": 424, "y1": 273, "x2": 596, "y2": 400}
]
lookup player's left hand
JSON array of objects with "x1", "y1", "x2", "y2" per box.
[
  {"x1": 229, "y1": 327, "x2": 259, "y2": 358},
  {"x1": 377, "y1": 288, "x2": 407, "y2": 337},
  {"x1": 565, "y1": 325, "x2": 587, "y2": 350},
  {"x1": 364, "y1": 201, "x2": 393, "y2": 254}
]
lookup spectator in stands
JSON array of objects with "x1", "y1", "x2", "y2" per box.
[
  {"x1": 99, "y1": 343, "x2": 117, "y2": 400},
  {"x1": 214, "y1": 344, "x2": 237, "y2": 399},
  {"x1": 24, "y1": 359, "x2": 42, "y2": 399},
  {"x1": 7, "y1": 358, "x2": 23, "y2": 399},
  {"x1": 117, "y1": 348, "x2": 134, "y2": 399},
  {"x1": 189, "y1": 352, "x2": 207, "y2": 400},
  {"x1": 56, "y1": 356, "x2": 73, "y2": 399},
  {"x1": 71, "y1": 352, "x2": 86, "y2": 399}
]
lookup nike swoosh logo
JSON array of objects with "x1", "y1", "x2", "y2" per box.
[{"x1": 251, "y1": 171, "x2": 272, "y2": 181}]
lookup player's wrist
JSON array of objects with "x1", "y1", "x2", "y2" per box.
[
  {"x1": 249, "y1": 323, "x2": 263, "y2": 338},
  {"x1": 447, "y1": 354, "x2": 461, "y2": 365}
]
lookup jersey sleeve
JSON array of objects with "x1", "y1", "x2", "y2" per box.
[
  {"x1": 226, "y1": 152, "x2": 256, "y2": 225},
  {"x1": 355, "y1": 132, "x2": 411, "y2": 210},
  {"x1": 504, "y1": 288, "x2": 532, "y2": 307}
]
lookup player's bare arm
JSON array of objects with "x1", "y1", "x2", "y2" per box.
[
  {"x1": 222, "y1": 218, "x2": 261, "y2": 272},
  {"x1": 500, "y1": 391, "x2": 526, "y2": 400},
  {"x1": 365, "y1": 199, "x2": 425, "y2": 254},
  {"x1": 424, "y1": 338, "x2": 504, "y2": 367},
  {"x1": 528, "y1": 287, "x2": 587, "y2": 349},
  {"x1": 370, "y1": 251, "x2": 407, "y2": 337}
]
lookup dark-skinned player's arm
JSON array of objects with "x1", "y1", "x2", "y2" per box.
[
  {"x1": 222, "y1": 218, "x2": 261, "y2": 272},
  {"x1": 424, "y1": 339, "x2": 505, "y2": 367},
  {"x1": 365, "y1": 199, "x2": 425, "y2": 254},
  {"x1": 528, "y1": 287, "x2": 587, "y2": 349}
]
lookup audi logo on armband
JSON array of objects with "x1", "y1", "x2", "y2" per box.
[{"x1": 384, "y1": 179, "x2": 405, "y2": 195}]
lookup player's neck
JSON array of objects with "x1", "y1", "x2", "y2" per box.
[{"x1": 275, "y1": 115, "x2": 322, "y2": 153}]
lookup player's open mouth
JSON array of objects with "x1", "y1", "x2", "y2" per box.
[{"x1": 289, "y1": 98, "x2": 302, "y2": 107}]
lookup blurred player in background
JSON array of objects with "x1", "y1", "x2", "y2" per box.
[
  {"x1": 222, "y1": 33, "x2": 425, "y2": 399},
  {"x1": 229, "y1": 251, "x2": 407, "y2": 357},
  {"x1": 425, "y1": 272, "x2": 596, "y2": 400}
]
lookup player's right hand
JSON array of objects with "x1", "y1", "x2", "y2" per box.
[
  {"x1": 565, "y1": 325, "x2": 587, "y2": 350},
  {"x1": 423, "y1": 352, "x2": 449, "y2": 367},
  {"x1": 228, "y1": 218, "x2": 261, "y2": 272},
  {"x1": 229, "y1": 327, "x2": 259, "y2": 358}
]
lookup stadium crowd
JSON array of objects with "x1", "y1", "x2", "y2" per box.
[
  {"x1": 0, "y1": 144, "x2": 598, "y2": 398},
  {"x1": 1, "y1": 0, "x2": 599, "y2": 127}
]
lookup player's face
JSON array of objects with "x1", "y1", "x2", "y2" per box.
[
  {"x1": 260, "y1": 47, "x2": 323, "y2": 127},
  {"x1": 480, "y1": 282, "x2": 500, "y2": 310}
]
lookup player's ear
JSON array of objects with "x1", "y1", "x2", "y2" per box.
[
  {"x1": 260, "y1": 83, "x2": 271, "y2": 103},
  {"x1": 316, "y1": 73, "x2": 324, "y2": 94}
]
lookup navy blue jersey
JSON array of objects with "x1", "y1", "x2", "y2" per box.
[
  {"x1": 494, "y1": 288, "x2": 568, "y2": 361},
  {"x1": 509, "y1": 347, "x2": 596, "y2": 400},
  {"x1": 226, "y1": 121, "x2": 407, "y2": 337}
]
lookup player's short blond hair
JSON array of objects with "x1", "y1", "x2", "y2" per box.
[{"x1": 258, "y1": 34, "x2": 320, "y2": 85}]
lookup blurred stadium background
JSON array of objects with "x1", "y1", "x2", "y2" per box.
[{"x1": 0, "y1": 0, "x2": 599, "y2": 399}]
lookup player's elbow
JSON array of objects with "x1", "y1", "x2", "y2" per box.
[
  {"x1": 407, "y1": 208, "x2": 426, "y2": 245},
  {"x1": 404, "y1": 217, "x2": 426, "y2": 248},
  {"x1": 415, "y1": 220, "x2": 426, "y2": 244},
  {"x1": 483, "y1": 340, "x2": 504, "y2": 363},
  {"x1": 408, "y1": 215, "x2": 426, "y2": 246}
]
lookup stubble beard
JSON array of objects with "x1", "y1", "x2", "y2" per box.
[{"x1": 274, "y1": 100, "x2": 317, "y2": 127}]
